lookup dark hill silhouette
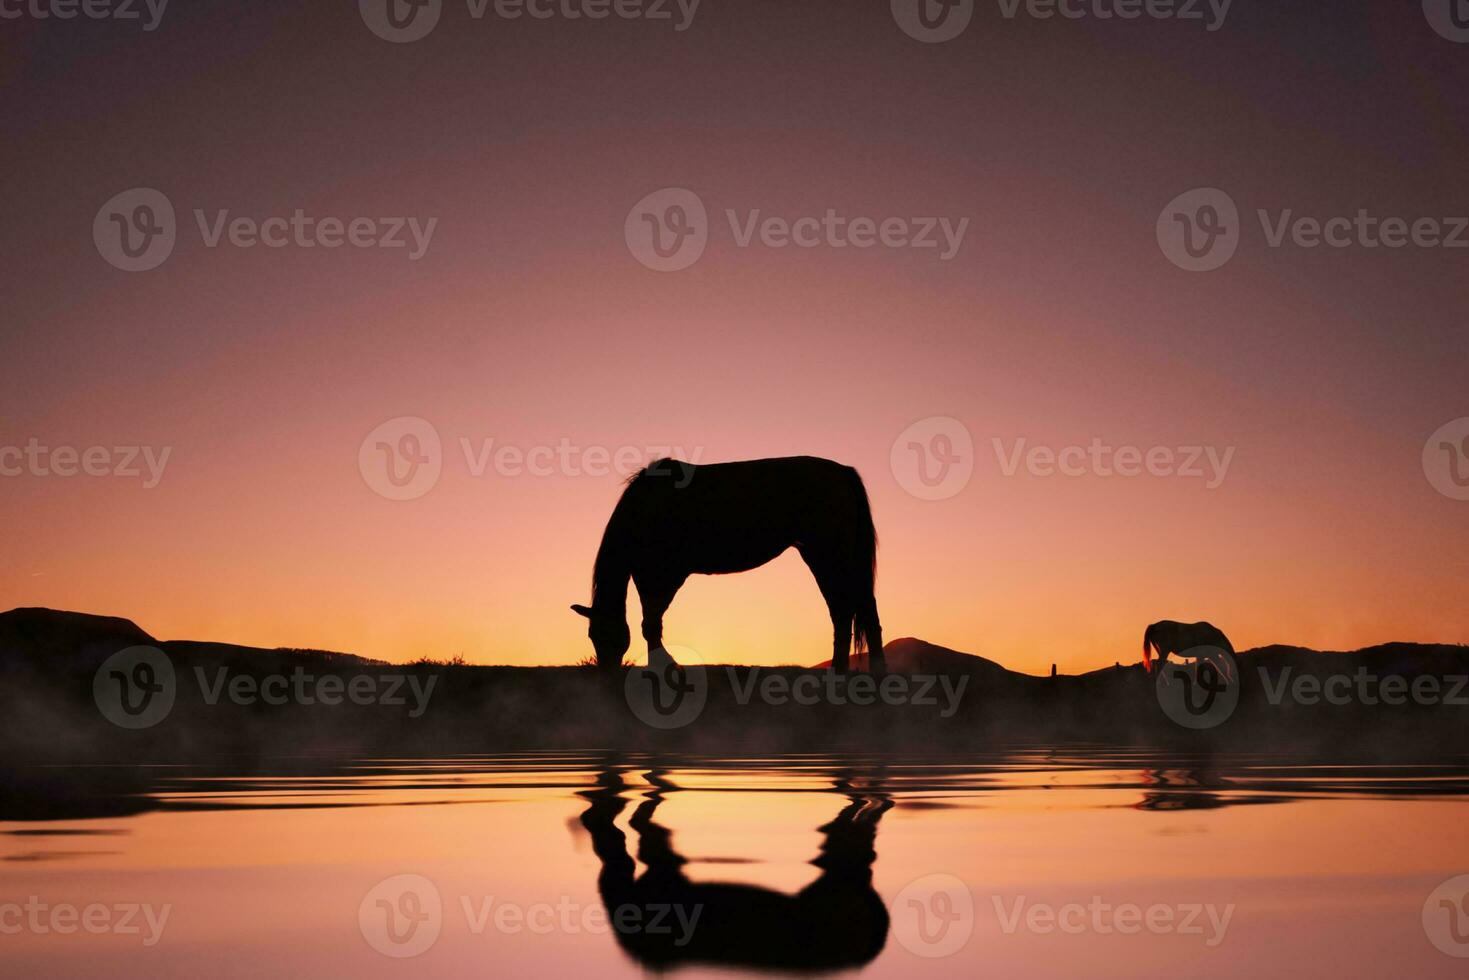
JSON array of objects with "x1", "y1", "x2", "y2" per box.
[
  {"x1": 0, "y1": 607, "x2": 383, "y2": 671},
  {"x1": 0, "y1": 608, "x2": 157, "y2": 659},
  {"x1": 3, "y1": 606, "x2": 1467, "y2": 762},
  {"x1": 813, "y1": 636, "x2": 1021, "y2": 678}
]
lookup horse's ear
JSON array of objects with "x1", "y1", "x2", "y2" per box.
[{"x1": 570, "y1": 604, "x2": 593, "y2": 619}]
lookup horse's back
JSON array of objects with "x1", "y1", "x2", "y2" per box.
[
  {"x1": 633, "y1": 456, "x2": 860, "y2": 509},
  {"x1": 621, "y1": 456, "x2": 870, "y2": 572},
  {"x1": 1193, "y1": 621, "x2": 1234, "y2": 652},
  {"x1": 649, "y1": 454, "x2": 854, "y2": 483}
]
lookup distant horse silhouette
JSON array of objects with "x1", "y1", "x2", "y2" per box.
[
  {"x1": 572, "y1": 456, "x2": 883, "y2": 672},
  {"x1": 1142, "y1": 620, "x2": 1235, "y2": 679},
  {"x1": 577, "y1": 766, "x2": 892, "y2": 971}
]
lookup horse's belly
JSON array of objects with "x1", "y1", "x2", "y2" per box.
[{"x1": 683, "y1": 537, "x2": 792, "y2": 575}]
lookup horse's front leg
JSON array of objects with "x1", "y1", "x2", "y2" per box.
[{"x1": 636, "y1": 575, "x2": 686, "y2": 669}]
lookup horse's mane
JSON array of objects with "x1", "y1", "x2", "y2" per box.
[
  {"x1": 589, "y1": 469, "x2": 653, "y2": 607},
  {"x1": 589, "y1": 459, "x2": 696, "y2": 605},
  {"x1": 626, "y1": 457, "x2": 684, "y2": 484}
]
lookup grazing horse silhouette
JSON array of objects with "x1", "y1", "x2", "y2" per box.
[
  {"x1": 1142, "y1": 620, "x2": 1235, "y2": 678},
  {"x1": 577, "y1": 766, "x2": 892, "y2": 971},
  {"x1": 572, "y1": 456, "x2": 883, "y2": 672}
]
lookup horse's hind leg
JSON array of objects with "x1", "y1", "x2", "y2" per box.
[
  {"x1": 799, "y1": 546, "x2": 855, "y2": 673},
  {"x1": 828, "y1": 611, "x2": 854, "y2": 673},
  {"x1": 858, "y1": 596, "x2": 884, "y2": 675}
]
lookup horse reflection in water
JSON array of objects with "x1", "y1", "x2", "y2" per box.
[{"x1": 578, "y1": 767, "x2": 893, "y2": 972}]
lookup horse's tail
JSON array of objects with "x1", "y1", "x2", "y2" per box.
[
  {"x1": 1141, "y1": 624, "x2": 1156, "y2": 673},
  {"x1": 846, "y1": 467, "x2": 884, "y2": 669}
]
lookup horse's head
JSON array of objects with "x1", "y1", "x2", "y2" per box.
[
  {"x1": 1142, "y1": 620, "x2": 1179, "y2": 673},
  {"x1": 571, "y1": 603, "x2": 630, "y2": 668}
]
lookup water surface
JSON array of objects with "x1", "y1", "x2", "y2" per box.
[{"x1": 4, "y1": 749, "x2": 1469, "y2": 978}]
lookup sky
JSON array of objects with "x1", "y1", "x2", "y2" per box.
[{"x1": 1, "y1": 1, "x2": 1466, "y2": 672}]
